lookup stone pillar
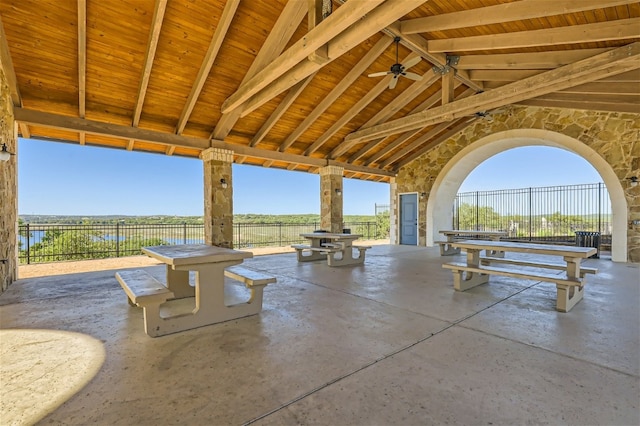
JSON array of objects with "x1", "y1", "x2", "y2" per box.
[
  {"x1": 201, "y1": 147, "x2": 233, "y2": 248},
  {"x1": 319, "y1": 165, "x2": 343, "y2": 233},
  {"x1": 0, "y1": 61, "x2": 17, "y2": 293}
]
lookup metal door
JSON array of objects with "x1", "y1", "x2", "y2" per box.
[{"x1": 399, "y1": 193, "x2": 418, "y2": 245}]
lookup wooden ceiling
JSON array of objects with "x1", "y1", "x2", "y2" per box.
[{"x1": 1, "y1": 0, "x2": 639, "y2": 183}]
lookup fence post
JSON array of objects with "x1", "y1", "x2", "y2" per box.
[
  {"x1": 116, "y1": 222, "x2": 120, "y2": 258},
  {"x1": 183, "y1": 222, "x2": 187, "y2": 244},
  {"x1": 598, "y1": 182, "x2": 602, "y2": 234},
  {"x1": 26, "y1": 223, "x2": 30, "y2": 265},
  {"x1": 278, "y1": 222, "x2": 282, "y2": 246}
]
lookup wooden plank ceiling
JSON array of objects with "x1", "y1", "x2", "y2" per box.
[{"x1": 1, "y1": 0, "x2": 639, "y2": 183}]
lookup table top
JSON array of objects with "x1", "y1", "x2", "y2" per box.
[
  {"x1": 142, "y1": 244, "x2": 252, "y2": 266},
  {"x1": 450, "y1": 239, "x2": 596, "y2": 258},
  {"x1": 439, "y1": 230, "x2": 507, "y2": 236},
  {"x1": 300, "y1": 233, "x2": 362, "y2": 240}
]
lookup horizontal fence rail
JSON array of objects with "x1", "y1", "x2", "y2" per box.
[
  {"x1": 454, "y1": 182, "x2": 611, "y2": 247},
  {"x1": 18, "y1": 221, "x2": 386, "y2": 264}
]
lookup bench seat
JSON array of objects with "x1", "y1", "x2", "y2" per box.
[
  {"x1": 225, "y1": 266, "x2": 276, "y2": 287},
  {"x1": 480, "y1": 257, "x2": 598, "y2": 277},
  {"x1": 116, "y1": 269, "x2": 174, "y2": 307},
  {"x1": 442, "y1": 262, "x2": 585, "y2": 312},
  {"x1": 435, "y1": 240, "x2": 461, "y2": 256},
  {"x1": 291, "y1": 244, "x2": 339, "y2": 262}
]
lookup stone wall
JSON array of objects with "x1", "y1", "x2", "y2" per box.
[
  {"x1": 320, "y1": 165, "x2": 344, "y2": 233},
  {"x1": 0, "y1": 61, "x2": 17, "y2": 292},
  {"x1": 202, "y1": 148, "x2": 233, "y2": 248},
  {"x1": 396, "y1": 105, "x2": 640, "y2": 262}
]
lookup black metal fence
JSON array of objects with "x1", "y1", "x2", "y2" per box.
[
  {"x1": 454, "y1": 182, "x2": 611, "y2": 246},
  {"x1": 18, "y1": 221, "x2": 384, "y2": 264}
]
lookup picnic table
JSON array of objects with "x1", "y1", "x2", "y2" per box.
[
  {"x1": 437, "y1": 229, "x2": 507, "y2": 256},
  {"x1": 292, "y1": 232, "x2": 371, "y2": 266},
  {"x1": 115, "y1": 244, "x2": 275, "y2": 337},
  {"x1": 441, "y1": 240, "x2": 598, "y2": 312}
]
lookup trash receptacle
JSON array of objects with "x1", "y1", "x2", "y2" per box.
[
  {"x1": 575, "y1": 231, "x2": 600, "y2": 258},
  {"x1": 342, "y1": 228, "x2": 351, "y2": 234},
  {"x1": 314, "y1": 229, "x2": 329, "y2": 246}
]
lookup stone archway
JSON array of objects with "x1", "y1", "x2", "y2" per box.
[{"x1": 426, "y1": 129, "x2": 628, "y2": 262}]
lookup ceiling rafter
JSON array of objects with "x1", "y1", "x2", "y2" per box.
[
  {"x1": 516, "y1": 97, "x2": 640, "y2": 113},
  {"x1": 401, "y1": 0, "x2": 636, "y2": 34},
  {"x1": 365, "y1": 86, "x2": 473, "y2": 166},
  {"x1": 0, "y1": 15, "x2": 29, "y2": 138},
  {"x1": 210, "y1": 0, "x2": 308, "y2": 140},
  {"x1": 222, "y1": 0, "x2": 428, "y2": 116},
  {"x1": 457, "y1": 48, "x2": 609, "y2": 70},
  {"x1": 132, "y1": 0, "x2": 168, "y2": 128},
  {"x1": 393, "y1": 118, "x2": 478, "y2": 170},
  {"x1": 13, "y1": 108, "x2": 394, "y2": 178},
  {"x1": 308, "y1": 53, "x2": 420, "y2": 157},
  {"x1": 221, "y1": 0, "x2": 387, "y2": 114},
  {"x1": 345, "y1": 43, "x2": 640, "y2": 144},
  {"x1": 176, "y1": 0, "x2": 240, "y2": 135},
  {"x1": 277, "y1": 35, "x2": 392, "y2": 152},
  {"x1": 250, "y1": 74, "x2": 316, "y2": 148},
  {"x1": 428, "y1": 18, "x2": 640, "y2": 53},
  {"x1": 77, "y1": 0, "x2": 86, "y2": 119}
]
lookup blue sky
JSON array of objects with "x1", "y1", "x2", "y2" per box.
[{"x1": 17, "y1": 138, "x2": 602, "y2": 216}]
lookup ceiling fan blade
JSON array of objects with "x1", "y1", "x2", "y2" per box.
[
  {"x1": 403, "y1": 72, "x2": 423, "y2": 81},
  {"x1": 389, "y1": 75, "x2": 398, "y2": 89},
  {"x1": 368, "y1": 71, "x2": 389, "y2": 78},
  {"x1": 401, "y1": 56, "x2": 422, "y2": 70}
]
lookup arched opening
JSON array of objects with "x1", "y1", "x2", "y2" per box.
[{"x1": 426, "y1": 129, "x2": 628, "y2": 262}]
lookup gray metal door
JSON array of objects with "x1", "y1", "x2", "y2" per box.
[{"x1": 399, "y1": 193, "x2": 418, "y2": 245}]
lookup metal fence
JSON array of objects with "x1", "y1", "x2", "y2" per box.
[
  {"x1": 18, "y1": 221, "x2": 384, "y2": 264},
  {"x1": 454, "y1": 182, "x2": 611, "y2": 246}
]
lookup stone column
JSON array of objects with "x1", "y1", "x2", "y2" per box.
[
  {"x1": 319, "y1": 165, "x2": 343, "y2": 233},
  {"x1": 0, "y1": 62, "x2": 17, "y2": 293},
  {"x1": 201, "y1": 147, "x2": 233, "y2": 248}
]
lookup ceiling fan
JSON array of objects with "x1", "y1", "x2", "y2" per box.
[{"x1": 368, "y1": 37, "x2": 423, "y2": 89}]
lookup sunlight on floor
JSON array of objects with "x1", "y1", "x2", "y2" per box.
[{"x1": 0, "y1": 329, "x2": 105, "y2": 425}]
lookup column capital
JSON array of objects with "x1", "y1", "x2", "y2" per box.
[
  {"x1": 319, "y1": 165, "x2": 344, "y2": 177},
  {"x1": 200, "y1": 147, "x2": 233, "y2": 163}
]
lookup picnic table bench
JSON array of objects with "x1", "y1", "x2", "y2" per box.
[{"x1": 441, "y1": 240, "x2": 597, "y2": 312}]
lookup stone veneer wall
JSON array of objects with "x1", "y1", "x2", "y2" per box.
[
  {"x1": 396, "y1": 105, "x2": 640, "y2": 262},
  {"x1": 0, "y1": 61, "x2": 17, "y2": 292},
  {"x1": 202, "y1": 148, "x2": 233, "y2": 248},
  {"x1": 320, "y1": 165, "x2": 344, "y2": 233}
]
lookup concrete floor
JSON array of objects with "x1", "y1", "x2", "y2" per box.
[{"x1": 0, "y1": 245, "x2": 638, "y2": 425}]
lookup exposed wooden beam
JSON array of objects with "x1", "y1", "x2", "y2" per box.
[
  {"x1": 263, "y1": 160, "x2": 274, "y2": 167},
  {"x1": 531, "y1": 92, "x2": 640, "y2": 104},
  {"x1": 345, "y1": 43, "x2": 640, "y2": 144},
  {"x1": 278, "y1": 36, "x2": 393, "y2": 152},
  {"x1": 79, "y1": 132, "x2": 86, "y2": 145},
  {"x1": 165, "y1": 145, "x2": 176, "y2": 156},
  {"x1": 346, "y1": 73, "x2": 441, "y2": 162},
  {"x1": 250, "y1": 74, "x2": 316, "y2": 148},
  {"x1": 365, "y1": 87, "x2": 473, "y2": 166},
  {"x1": 308, "y1": 0, "x2": 329, "y2": 64},
  {"x1": 471, "y1": 68, "x2": 640, "y2": 82},
  {"x1": 176, "y1": 0, "x2": 240, "y2": 135},
  {"x1": 211, "y1": 0, "x2": 308, "y2": 139},
  {"x1": 127, "y1": 139, "x2": 135, "y2": 151},
  {"x1": 77, "y1": 0, "x2": 86, "y2": 118},
  {"x1": 401, "y1": 0, "x2": 636, "y2": 34},
  {"x1": 132, "y1": 0, "x2": 167, "y2": 127},
  {"x1": 287, "y1": 163, "x2": 298, "y2": 171},
  {"x1": 0, "y1": 15, "x2": 20, "y2": 106},
  {"x1": 221, "y1": 0, "x2": 387, "y2": 114},
  {"x1": 308, "y1": 53, "x2": 420, "y2": 157},
  {"x1": 223, "y1": 0, "x2": 427, "y2": 116},
  {"x1": 13, "y1": 108, "x2": 394, "y2": 178},
  {"x1": 428, "y1": 19, "x2": 640, "y2": 53},
  {"x1": 517, "y1": 98, "x2": 640, "y2": 114},
  {"x1": 457, "y1": 48, "x2": 609, "y2": 70},
  {"x1": 394, "y1": 118, "x2": 477, "y2": 170},
  {"x1": 235, "y1": 155, "x2": 247, "y2": 164},
  {"x1": 441, "y1": 71, "x2": 454, "y2": 105},
  {"x1": 484, "y1": 80, "x2": 639, "y2": 95}
]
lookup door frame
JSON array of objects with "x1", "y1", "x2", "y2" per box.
[{"x1": 398, "y1": 192, "x2": 419, "y2": 245}]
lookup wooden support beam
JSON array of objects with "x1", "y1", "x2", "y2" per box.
[
  {"x1": 344, "y1": 43, "x2": 640, "y2": 144},
  {"x1": 393, "y1": 118, "x2": 477, "y2": 170},
  {"x1": 441, "y1": 71, "x2": 455, "y2": 105},
  {"x1": 278, "y1": 36, "x2": 392, "y2": 152},
  {"x1": 127, "y1": 139, "x2": 135, "y2": 151},
  {"x1": 165, "y1": 145, "x2": 176, "y2": 156},
  {"x1": 77, "y1": 0, "x2": 86, "y2": 118},
  {"x1": 401, "y1": 0, "x2": 636, "y2": 34},
  {"x1": 221, "y1": 0, "x2": 387, "y2": 114},
  {"x1": 457, "y1": 48, "x2": 609, "y2": 70},
  {"x1": 79, "y1": 132, "x2": 86, "y2": 145},
  {"x1": 428, "y1": 19, "x2": 640, "y2": 53},
  {"x1": 308, "y1": 0, "x2": 330, "y2": 64},
  {"x1": 250, "y1": 74, "x2": 316, "y2": 148},
  {"x1": 176, "y1": 0, "x2": 240, "y2": 134},
  {"x1": 0, "y1": 16, "x2": 21, "y2": 106},
  {"x1": 132, "y1": 0, "x2": 168, "y2": 127},
  {"x1": 13, "y1": 108, "x2": 394, "y2": 178},
  {"x1": 516, "y1": 97, "x2": 640, "y2": 114},
  {"x1": 211, "y1": 0, "x2": 307, "y2": 139}
]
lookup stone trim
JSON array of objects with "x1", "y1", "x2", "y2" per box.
[
  {"x1": 319, "y1": 165, "x2": 344, "y2": 176},
  {"x1": 201, "y1": 147, "x2": 233, "y2": 163}
]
